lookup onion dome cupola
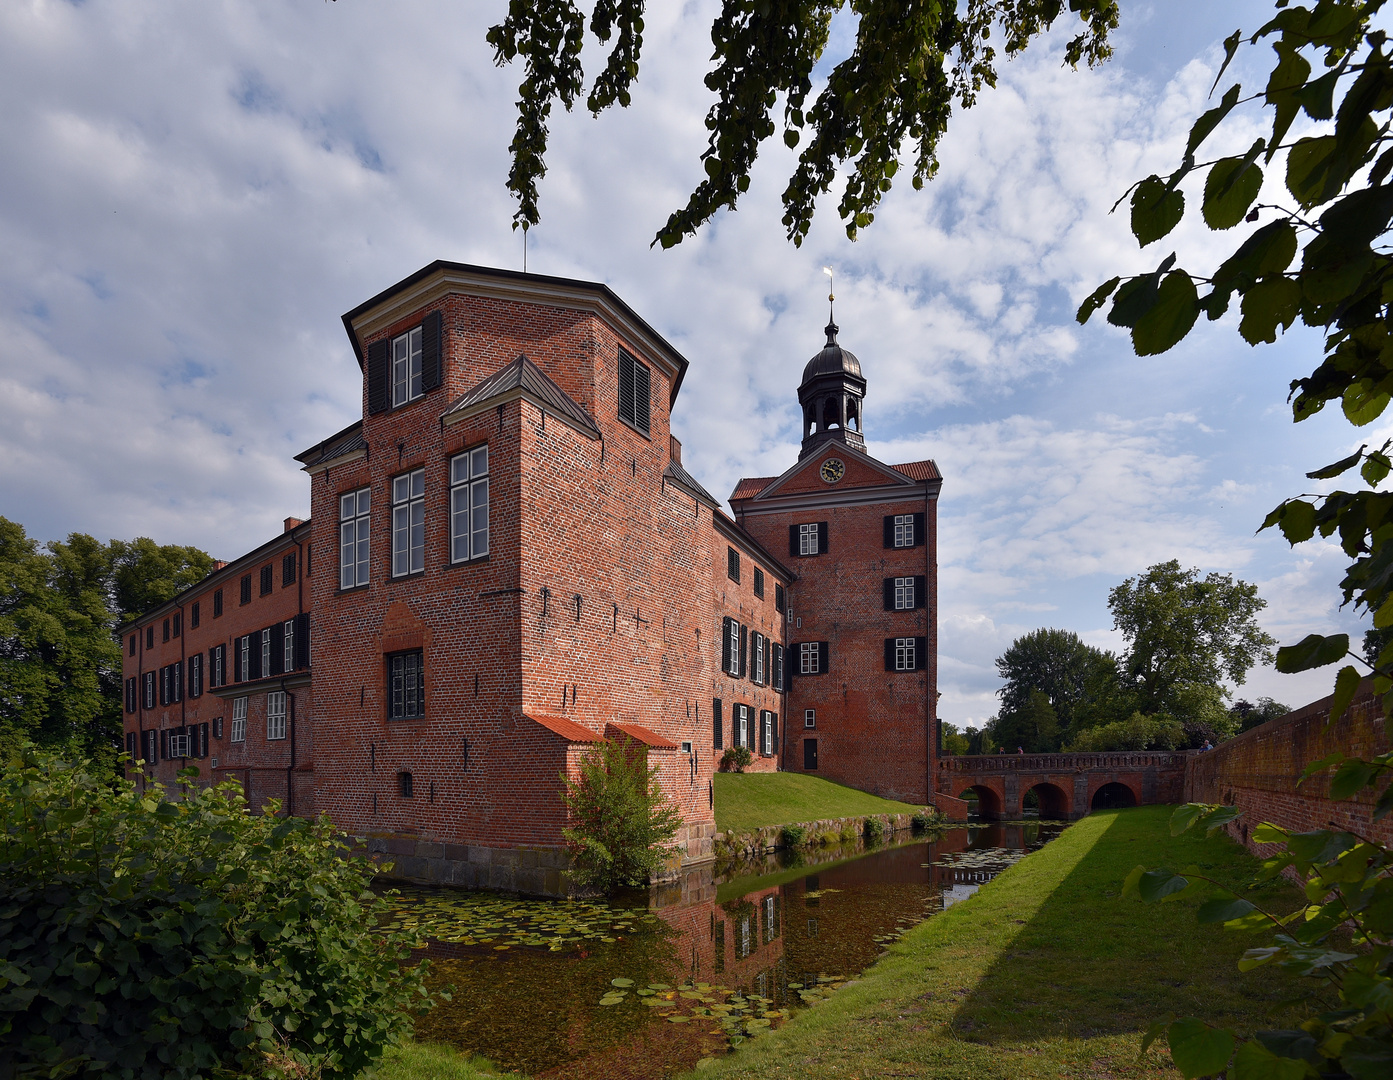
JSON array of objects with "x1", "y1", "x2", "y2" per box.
[{"x1": 798, "y1": 321, "x2": 867, "y2": 459}]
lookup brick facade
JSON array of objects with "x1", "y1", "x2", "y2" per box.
[{"x1": 120, "y1": 262, "x2": 939, "y2": 893}]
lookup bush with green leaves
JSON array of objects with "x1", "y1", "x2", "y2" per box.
[
  {"x1": 779, "y1": 824, "x2": 807, "y2": 849},
  {"x1": 1066, "y1": 712, "x2": 1186, "y2": 752},
  {"x1": 911, "y1": 809, "x2": 944, "y2": 833},
  {"x1": 719, "y1": 746, "x2": 753, "y2": 773},
  {"x1": 863, "y1": 816, "x2": 887, "y2": 844},
  {"x1": 560, "y1": 737, "x2": 684, "y2": 893},
  {"x1": 0, "y1": 747, "x2": 433, "y2": 1079}
]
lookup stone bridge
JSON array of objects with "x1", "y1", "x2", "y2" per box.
[{"x1": 936, "y1": 751, "x2": 1191, "y2": 821}]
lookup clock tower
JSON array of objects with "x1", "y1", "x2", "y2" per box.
[{"x1": 798, "y1": 322, "x2": 867, "y2": 460}]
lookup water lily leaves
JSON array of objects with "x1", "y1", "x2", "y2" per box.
[
  {"x1": 598, "y1": 993, "x2": 626, "y2": 1006},
  {"x1": 667, "y1": 1015, "x2": 691, "y2": 1023},
  {"x1": 611, "y1": 977, "x2": 634, "y2": 987},
  {"x1": 642, "y1": 997, "x2": 666, "y2": 1007},
  {"x1": 647, "y1": 983, "x2": 670, "y2": 990}
]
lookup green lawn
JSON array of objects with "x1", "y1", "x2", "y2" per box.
[
  {"x1": 374, "y1": 1041, "x2": 518, "y2": 1079},
  {"x1": 685, "y1": 805, "x2": 1304, "y2": 1079},
  {"x1": 713, "y1": 772, "x2": 925, "y2": 833}
]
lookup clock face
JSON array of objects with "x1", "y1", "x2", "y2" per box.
[{"x1": 820, "y1": 458, "x2": 846, "y2": 484}]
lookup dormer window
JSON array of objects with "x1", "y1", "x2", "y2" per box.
[{"x1": 392, "y1": 327, "x2": 423, "y2": 407}]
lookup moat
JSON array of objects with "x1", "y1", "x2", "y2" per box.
[{"x1": 390, "y1": 821, "x2": 1063, "y2": 1078}]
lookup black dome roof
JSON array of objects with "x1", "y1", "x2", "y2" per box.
[{"x1": 801, "y1": 322, "x2": 862, "y2": 384}]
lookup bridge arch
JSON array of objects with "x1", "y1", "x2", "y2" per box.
[
  {"x1": 1024, "y1": 781, "x2": 1071, "y2": 819},
  {"x1": 958, "y1": 784, "x2": 1003, "y2": 820},
  {"x1": 1090, "y1": 781, "x2": 1139, "y2": 810}
]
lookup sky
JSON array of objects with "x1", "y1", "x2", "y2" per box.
[{"x1": 0, "y1": 0, "x2": 1372, "y2": 728}]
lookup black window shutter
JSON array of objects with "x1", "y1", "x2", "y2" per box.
[
  {"x1": 618, "y1": 352, "x2": 635, "y2": 424},
  {"x1": 883, "y1": 515, "x2": 894, "y2": 548},
  {"x1": 721, "y1": 617, "x2": 732, "y2": 674},
  {"x1": 913, "y1": 512, "x2": 926, "y2": 547},
  {"x1": 367, "y1": 338, "x2": 390, "y2": 414},
  {"x1": 160, "y1": 729, "x2": 169, "y2": 759},
  {"x1": 885, "y1": 638, "x2": 895, "y2": 671},
  {"x1": 818, "y1": 641, "x2": 829, "y2": 674},
  {"x1": 916, "y1": 636, "x2": 928, "y2": 671},
  {"x1": 789, "y1": 525, "x2": 798, "y2": 557},
  {"x1": 883, "y1": 578, "x2": 894, "y2": 610},
  {"x1": 250, "y1": 635, "x2": 262, "y2": 680},
  {"x1": 818, "y1": 522, "x2": 829, "y2": 553},
  {"x1": 771, "y1": 712, "x2": 778, "y2": 745},
  {"x1": 421, "y1": 310, "x2": 443, "y2": 391},
  {"x1": 200, "y1": 722, "x2": 210, "y2": 757},
  {"x1": 234, "y1": 640, "x2": 243, "y2": 682},
  {"x1": 738, "y1": 624, "x2": 748, "y2": 678},
  {"x1": 635, "y1": 360, "x2": 651, "y2": 435},
  {"x1": 775, "y1": 583, "x2": 785, "y2": 613},
  {"x1": 270, "y1": 622, "x2": 285, "y2": 676},
  {"x1": 294, "y1": 612, "x2": 311, "y2": 670},
  {"x1": 915, "y1": 575, "x2": 927, "y2": 609}
]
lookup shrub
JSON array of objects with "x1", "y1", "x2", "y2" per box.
[
  {"x1": 911, "y1": 809, "x2": 942, "y2": 833},
  {"x1": 719, "y1": 746, "x2": 753, "y2": 773},
  {"x1": 0, "y1": 747, "x2": 433, "y2": 1079},
  {"x1": 1066, "y1": 712, "x2": 1185, "y2": 752},
  {"x1": 560, "y1": 737, "x2": 683, "y2": 892},
  {"x1": 863, "y1": 816, "x2": 887, "y2": 844},
  {"x1": 819, "y1": 830, "x2": 840, "y2": 846},
  {"x1": 838, "y1": 822, "x2": 859, "y2": 843},
  {"x1": 779, "y1": 824, "x2": 806, "y2": 849}
]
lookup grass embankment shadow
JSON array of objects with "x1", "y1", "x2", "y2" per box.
[{"x1": 687, "y1": 806, "x2": 1304, "y2": 1080}]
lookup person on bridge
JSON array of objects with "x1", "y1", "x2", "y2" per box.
[{"x1": 1016, "y1": 746, "x2": 1024, "y2": 755}]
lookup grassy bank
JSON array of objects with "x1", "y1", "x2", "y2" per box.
[
  {"x1": 687, "y1": 806, "x2": 1302, "y2": 1079},
  {"x1": 375, "y1": 1041, "x2": 516, "y2": 1079},
  {"x1": 714, "y1": 772, "x2": 924, "y2": 833}
]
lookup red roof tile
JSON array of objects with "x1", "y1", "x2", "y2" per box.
[
  {"x1": 527, "y1": 714, "x2": 605, "y2": 742},
  {"x1": 891, "y1": 460, "x2": 941, "y2": 481},
  {"x1": 606, "y1": 722, "x2": 679, "y2": 750},
  {"x1": 730, "y1": 476, "x2": 776, "y2": 501}
]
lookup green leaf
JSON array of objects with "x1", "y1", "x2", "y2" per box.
[
  {"x1": 1307, "y1": 447, "x2": 1366, "y2": 480},
  {"x1": 1329, "y1": 759, "x2": 1379, "y2": 801},
  {"x1": 1135, "y1": 868, "x2": 1191, "y2": 903},
  {"x1": 1122, "y1": 864, "x2": 1146, "y2": 899},
  {"x1": 1197, "y1": 896, "x2": 1256, "y2": 924},
  {"x1": 1077, "y1": 277, "x2": 1121, "y2": 324},
  {"x1": 1168, "y1": 1018, "x2": 1236, "y2": 1079},
  {"x1": 1361, "y1": 452, "x2": 1391, "y2": 487},
  {"x1": 1141, "y1": 1017, "x2": 1173, "y2": 1057},
  {"x1": 1203, "y1": 144, "x2": 1265, "y2": 230},
  {"x1": 1132, "y1": 271, "x2": 1199, "y2": 355},
  {"x1": 1231, "y1": 1038, "x2": 1311, "y2": 1080},
  {"x1": 1276, "y1": 634, "x2": 1349, "y2": 673},
  {"x1": 1252, "y1": 823, "x2": 1288, "y2": 845},
  {"x1": 1286, "y1": 135, "x2": 1337, "y2": 208},
  {"x1": 1343, "y1": 381, "x2": 1391, "y2": 428},
  {"x1": 1169, "y1": 804, "x2": 1205, "y2": 836},
  {"x1": 1208, "y1": 32, "x2": 1242, "y2": 98},
  {"x1": 1187, "y1": 83, "x2": 1243, "y2": 159},
  {"x1": 1199, "y1": 806, "x2": 1241, "y2": 833},
  {"x1": 1329, "y1": 665, "x2": 1363, "y2": 728},
  {"x1": 1131, "y1": 177, "x2": 1185, "y2": 246},
  {"x1": 1238, "y1": 275, "x2": 1301, "y2": 344}
]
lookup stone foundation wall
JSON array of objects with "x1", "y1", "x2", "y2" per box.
[{"x1": 714, "y1": 811, "x2": 926, "y2": 860}]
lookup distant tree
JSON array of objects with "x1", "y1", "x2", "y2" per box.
[
  {"x1": 1364, "y1": 626, "x2": 1393, "y2": 670},
  {"x1": 1228, "y1": 695, "x2": 1290, "y2": 734},
  {"x1": 108, "y1": 537, "x2": 216, "y2": 621},
  {"x1": 992, "y1": 689, "x2": 1060, "y2": 753},
  {"x1": 939, "y1": 722, "x2": 970, "y2": 756},
  {"x1": 1108, "y1": 560, "x2": 1276, "y2": 718},
  {"x1": 1067, "y1": 712, "x2": 1185, "y2": 753},
  {"x1": 995, "y1": 628, "x2": 1118, "y2": 747}
]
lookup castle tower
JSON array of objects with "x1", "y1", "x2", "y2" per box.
[{"x1": 798, "y1": 322, "x2": 867, "y2": 459}]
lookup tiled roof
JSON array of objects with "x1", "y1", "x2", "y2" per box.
[
  {"x1": 296, "y1": 421, "x2": 366, "y2": 469},
  {"x1": 664, "y1": 460, "x2": 719, "y2": 506},
  {"x1": 441, "y1": 354, "x2": 600, "y2": 437},
  {"x1": 527, "y1": 714, "x2": 605, "y2": 742},
  {"x1": 606, "y1": 722, "x2": 678, "y2": 750},
  {"x1": 890, "y1": 460, "x2": 941, "y2": 481},
  {"x1": 730, "y1": 476, "x2": 776, "y2": 501}
]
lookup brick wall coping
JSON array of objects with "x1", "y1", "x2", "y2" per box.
[{"x1": 939, "y1": 751, "x2": 1193, "y2": 772}]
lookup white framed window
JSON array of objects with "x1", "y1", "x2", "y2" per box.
[
  {"x1": 391, "y1": 326, "x2": 423, "y2": 407},
  {"x1": 893, "y1": 513, "x2": 914, "y2": 548},
  {"x1": 798, "y1": 523, "x2": 819, "y2": 556},
  {"x1": 267, "y1": 691, "x2": 287, "y2": 740},
  {"x1": 190, "y1": 654, "x2": 202, "y2": 698},
  {"x1": 737, "y1": 704, "x2": 749, "y2": 748},
  {"x1": 725, "y1": 619, "x2": 741, "y2": 677},
  {"x1": 261, "y1": 628, "x2": 271, "y2": 676},
  {"x1": 239, "y1": 635, "x2": 251, "y2": 682},
  {"x1": 392, "y1": 468, "x2": 425, "y2": 577},
  {"x1": 753, "y1": 633, "x2": 766, "y2": 685},
  {"x1": 142, "y1": 671, "x2": 155, "y2": 709},
  {"x1": 169, "y1": 732, "x2": 190, "y2": 758},
  {"x1": 450, "y1": 445, "x2": 490, "y2": 562},
  {"x1": 283, "y1": 620, "x2": 295, "y2": 672},
  {"x1": 231, "y1": 697, "x2": 247, "y2": 743},
  {"x1": 762, "y1": 711, "x2": 773, "y2": 755},
  {"x1": 212, "y1": 645, "x2": 224, "y2": 687},
  {"x1": 339, "y1": 487, "x2": 371, "y2": 589},
  {"x1": 894, "y1": 576, "x2": 915, "y2": 610},
  {"x1": 390, "y1": 651, "x2": 425, "y2": 719},
  {"x1": 894, "y1": 637, "x2": 917, "y2": 672},
  {"x1": 805, "y1": 708, "x2": 816, "y2": 729},
  {"x1": 800, "y1": 642, "x2": 821, "y2": 674}
]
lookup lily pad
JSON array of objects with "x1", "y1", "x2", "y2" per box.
[
  {"x1": 667, "y1": 1015, "x2": 691, "y2": 1023},
  {"x1": 611, "y1": 977, "x2": 634, "y2": 987}
]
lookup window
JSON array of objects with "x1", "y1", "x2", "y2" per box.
[
  {"x1": 773, "y1": 643, "x2": 784, "y2": 691},
  {"x1": 712, "y1": 698, "x2": 723, "y2": 749},
  {"x1": 260, "y1": 565, "x2": 273, "y2": 595},
  {"x1": 129, "y1": 634, "x2": 136, "y2": 656},
  {"x1": 231, "y1": 697, "x2": 247, "y2": 742},
  {"x1": 142, "y1": 671, "x2": 155, "y2": 709},
  {"x1": 389, "y1": 651, "x2": 425, "y2": 719},
  {"x1": 895, "y1": 577, "x2": 914, "y2": 610},
  {"x1": 283, "y1": 552, "x2": 297, "y2": 587},
  {"x1": 681, "y1": 740, "x2": 693, "y2": 754},
  {"x1": 239, "y1": 635, "x2": 250, "y2": 682},
  {"x1": 727, "y1": 547, "x2": 740, "y2": 583},
  {"x1": 163, "y1": 618, "x2": 170, "y2": 643},
  {"x1": 735, "y1": 704, "x2": 749, "y2": 748},
  {"x1": 213, "y1": 589, "x2": 223, "y2": 617},
  {"x1": 169, "y1": 731, "x2": 190, "y2": 759},
  {"x1": 210, "y1": 645, "x2": 225, "y2": 688},
  {"x1": 392, "y1": 326, "x2": 424, "y2": 407},
  {"x1": 189, "y1": 654, "x2": 202, "y2": 699},
  {"x1": 340, "y1": 487, "x2": 371, "y2": 589},
  {"x1": 799, "y1": 641, "x2": 827, "y2": 675},
  {"x1": 191, "y1": 602, "x2": 200, "y2": 629},
  {"x1": 124, "y1": 677, "x2": 137, "y2": 713},
  {"x1": 761, "y1": 710, "x2": 775, "y2": 755},
  {"x1": 399, "y1": 771, "x2": 414, "y2": 798},
  {"x1": 792, "y1": 522, "x2": 828, "y2": 557},
  {"x1": 617, "y1": 349, "x2": 651, "y2": 435},
  {"x1": 261, "y1": 629, "x2": 272, "y2": 677},
  {"x1": 172, "y1": 613, "x2": 181, "y2": 638},
  {"x1": 267, "y1": 691, "x2": 287, "y2": 740},
  {"x1": 805, "y1": 708, "x2": 816, "y2": 729},
  {"x1": 752, "y1": 632, "x2": 766, "y2": 685},
  {"x1": 284, "y1": 620, "x2": 295, "y2": 673},
  {"x1": 884, "y1": 575, "x2": 926, "y2": 611},
  {"x1": 392, "y1": 468, "x2": 426, "y2": 577},
  {"x1": 775, "y1": 582, "x2": 786, "y2": 614},
  {"x1": 721, "y1": 617, "x2": 747, "y2": 678},
  {"x1": 884, "y1": 512, "x2": 925, "y2": 549},
  {"x1": 451, "y1": 445, "x2": 490, "y2": 563},
  {"x1": 885, "y1": 636, "x2": 927, "y2": 672},
  {"x1": 753, "y1": 567, "x2": 764, "y2": 598},
  {"x1": 213, "y1": 716, "x2": 223, "y2": 740},
  {"x1": 240, "y1": 575, "x2": 252, "y2": 605}
]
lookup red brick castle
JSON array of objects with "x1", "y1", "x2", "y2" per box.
[{"x1": 120, "y1": 263, "x2": 942, "y2": 892}]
